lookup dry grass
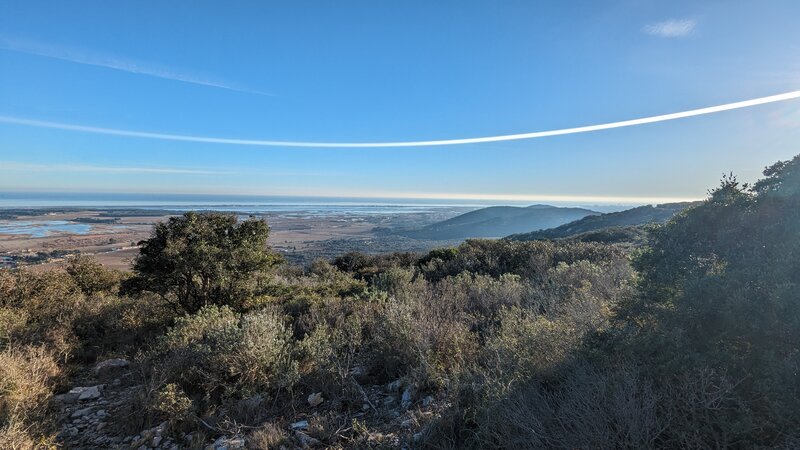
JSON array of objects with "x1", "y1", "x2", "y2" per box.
[
  {"x1": 247, "y1": 422, "x2": 289, "y2": 449},
  {"x1": 0, "y1": 345, "x2": 62, "y2": 448}
]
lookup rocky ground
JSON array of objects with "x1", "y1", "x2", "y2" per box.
[
  {"x1": 54, "y1": 358, "x2": 443, "y2": 449},
  {"x1": 53, "y1": 358, "x2": 162, "y2": 449}
]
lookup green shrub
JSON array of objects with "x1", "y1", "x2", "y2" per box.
[
  {"x1": 418, "y1": 239, "x2": 625, "y2": 283},
  {"x1": 71, "y1": 292, "x2": 175, "y2": 361},
  {"x1": 65, "y1": 255, "x2": 121, "y2": 295},
  {"x1": 302, "y1": 307, "x2": 368, "y2": 409},
  {"x1": 0, "y1": 307, "x2": 28, "y2": 347},
  {"x1": 484, "y1": 308, "x2": 581, "y2": 391},
  {"x1": 332, "y1": 252, "x2": 417, "y2": 281},
  {"x1": 0, "y1": 269, "x2": 83, "y2": 360},
  {"x1": 153, "y1": 383, "x2": 194, "y2": 428},
  {"x1": 153, "y1": 305, "x2": 300, "y2": 412},
  {"x1": 368, "y1": 280, "x2": 478, "y2": 388},
  {"x1": 304, "y1": 307, "x2": 365, "y2": 382}
]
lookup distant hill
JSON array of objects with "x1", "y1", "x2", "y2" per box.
[
  {"x1": 401, "y1": 205, "x2": 599, "y2": 240},
  {"x1": 506, "y1": 202, "x2": 697, "y2": 241},
  {"x1": 556, "y1": 225, "x2": 651, "y2": 246}
]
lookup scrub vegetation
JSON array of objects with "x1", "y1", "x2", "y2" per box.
[{"x1": 2, "y1": 155, "x2": 800, "y2": 449}]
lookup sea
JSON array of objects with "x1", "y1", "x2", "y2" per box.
[
  {"x1": 0, "y1": 192, "x2": 634, "y2": 238},
  {"x1": 0, "y1": 192, "x2": 525, "y2": 214},
  {"x1": 0, "y1": 192, "x2": 631, "y2": 213},
  {"x1": 0, "y1": 192, "x2": 489, "y2": 237}
]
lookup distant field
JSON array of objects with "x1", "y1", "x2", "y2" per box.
[{"x1": 0, "y1": 206, "x2": 473, "y2": 268}]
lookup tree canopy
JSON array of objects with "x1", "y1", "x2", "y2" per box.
[
  {"x1": 132, "y1": 212, "x2": 280, "y2": 313},
  {"x1": 616, "y1": 155, "x2": 800, "y2": 442}
]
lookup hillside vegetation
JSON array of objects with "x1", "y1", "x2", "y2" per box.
[
  {"x1": 401, "y1": 205, "x2": 598, "y2": 240},
  {"x1": 506, "y1": 201, "x2": 695, "y2": 242},
  {"x1": 2, "y1": 155, "x2": 800, "y2": 449}
]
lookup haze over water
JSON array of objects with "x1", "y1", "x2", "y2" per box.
[{"x1": 0, "y1": 191, "x2": 635, "y2": 213}]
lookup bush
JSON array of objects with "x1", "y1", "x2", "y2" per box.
[
  {"x1": 0, "y1": 269, "x2": 83, "y2": 360},
  {"x1": 484, "y1": 308, "x2": 582, "y2": 389},
  {"x1": 418, "y1": 239, "x2": 626, "y2": 282},
  {"x1": 368, "y1": 277, "x2": 478, "y2": 388},
  {"x1": 462, "y1": 363, "x2": 663, "y2": 449},
  {"x1": 304, "y1": 303, "x2": 366, "y2": 384},
  {"x1": 153, "y1": 383, "x2": 194, "y2": 428},
  {"x1": 0, "y1": 307, "x2": 28, "y2": 347},
  {"x1": 65, "y1": 255, "x2": 121, "y2": 295},
  {"x1": 71, "y1": 292, "x2": 175, "y2": 361},
  {"x1": 150, "y1": 305, "x2": 300, "y2": 418},
  {"x1": 332, "y1": 252, "x2": 417, "y2": 281}
]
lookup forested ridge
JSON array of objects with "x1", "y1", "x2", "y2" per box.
[
  {"x1": 2, "y1": 155, "x2": 800, "y2": 449},
  {"x1": 506, "y1": 202, "x2": 695, "y2": 242}
]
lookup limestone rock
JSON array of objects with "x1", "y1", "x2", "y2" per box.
[
  {"x1": 93, "y1": 358, "x2": 130, "y2": 376},
  {"x1": 307, "y1": 392, "x2": 324, "y2": 407},
  {"x1": 78, "y1": 385, "x2": 103, "y2": 401},
  {"x1": 58, "y1": 386, "x2": 96, "y2": 404},
  {"x1": 71, "y1": 407, "x2": 93, "y2": 419},
  {"x1": 401, "y1": 387, "x2": 413, "y2": 409},
  {"x1": 296, "y1": 431, "x2": 322, "y2": 448},
  {"x1": 208, "y1": 435, "x2": 246, "y2": 450},
  {"x1": 290, "y1": 420, "x2": 309, "y2": 431}
]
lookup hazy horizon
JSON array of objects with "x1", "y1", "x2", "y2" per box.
[{"x1": 0, "y1": 191, "x2": 684, "y2": 214}]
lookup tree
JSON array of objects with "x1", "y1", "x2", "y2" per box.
[
  {"x1": 615, "y1": 156, "x2": 800, "y2": 444},
  {"x1": 132, "y1": 212, "x2": 281, "y2": 313}
]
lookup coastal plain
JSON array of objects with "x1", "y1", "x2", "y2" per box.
[{"x1": 0, "y1": 206, "x2": 472, "y2": 268}]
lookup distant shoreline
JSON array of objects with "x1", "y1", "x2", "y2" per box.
[{"x1": 0, "y1": 192, "x2": 643, "y2": 212}]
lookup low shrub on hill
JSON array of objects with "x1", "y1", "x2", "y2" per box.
[{"x1": 4, "y1": 155, "x2": 800, "y2": 448}]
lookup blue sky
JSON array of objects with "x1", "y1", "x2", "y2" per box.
[{"x1": 1, "y1": 0, "x2": 799, "y2": 204}]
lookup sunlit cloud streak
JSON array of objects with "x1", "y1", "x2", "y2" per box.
[
  {"x1": 1, "y1": 90, "x2": 800, "y2": 148},
  {"x1": 332, "y1": 191, "x2": 702, "y2": 205},
  {"x1": 0, "y1": 37, "x2": 272, "y2": 96},
  {"x1": 0, "y1": 162, "x2": 232, "y2": 175},
  {"x1": 642, "y1": 19, "x2": 697, "y2": 38}
]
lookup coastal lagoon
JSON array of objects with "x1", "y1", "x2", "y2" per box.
[{"x1": 0, "y1": 220, "x2": 92, "y2": 238}]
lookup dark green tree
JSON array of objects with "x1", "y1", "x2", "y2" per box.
[
  {"x1": 615, "y1": 156, "x2": 800, "y2": 445},
  {"x1": 132, "y1": 212, "x2": 281, "y2": 313}
]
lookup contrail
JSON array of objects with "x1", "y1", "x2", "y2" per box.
[
  {"x1": 2, "y1": 90, "x2": 799, "y2": 148},
  {"x1": 0, "y1": 37, "x2": 273, "y2": 96},
  {"x1": 0, "y1": 162, "x2": 232, "y2": 175}
]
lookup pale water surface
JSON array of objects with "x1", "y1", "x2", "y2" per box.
[{"x1": 0, "y1": 220, "x2": 92, "y2": 237}]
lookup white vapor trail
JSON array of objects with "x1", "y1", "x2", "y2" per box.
[
  {"x1": 1, "y1": 162, "x2": 232, "y2": 175},
  {"x1": 1, "y1": 90, "x2": 800, "y2": 148},
  {"x1": 0, "y1": 37, "x2": 272, "y2": 96}
]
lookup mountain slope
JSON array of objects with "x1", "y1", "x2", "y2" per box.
[
  {"x1": 402, "y1": 205, "x2": 599, "y2": 240},
  {"x1": 506, "y1": 202, "x2": 697, "y2": 241}
]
